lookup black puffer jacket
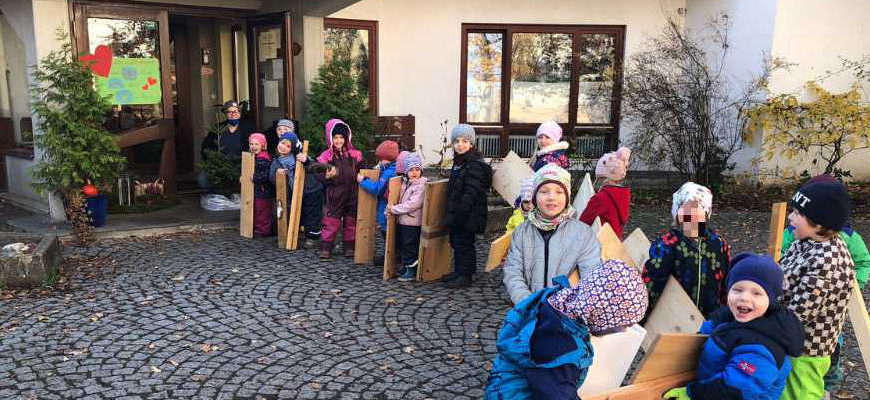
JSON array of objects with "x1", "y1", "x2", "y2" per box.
[{"x1": 445, "y1": 150, "x2": 491, "y2": 233}]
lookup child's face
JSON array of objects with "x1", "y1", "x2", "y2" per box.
[
  {"x1": 332, "y1": 134, "x2": 346, "y2": 150},
  {"x1": 276, "y1": 141, "x2": 291, "y2": 156},
  {"x1": 276, "y1": 125, "x2": 291, "y2": 135},
  {"x1": 676, "y1": 200, "x2": 706, "y2": 237},
  {"x1": 407, "y1": 167, "x2": 422, "y2": 180},
  {"x1": 727, "y1": 280, "x2": 769, "y2": 323},
  {"x1": 453, "y1": 138, "x2": 472, "y2": 155},
  {"x1": 537, "y1": 134, "x2": 554, "y2": 148},
  {"x1": 789, "y1": 209, "x2": 819, "y2": 240},
  {"x1": 535, "y1": 183, "x2": 567, "y2": 218},
  {"x1": 248, "y1": 141, "x2": 263, "y2": 154},
  {"x1": 521, "y1": 200, "x2": 532, "y2": 212}
]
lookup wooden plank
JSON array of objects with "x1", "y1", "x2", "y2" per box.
[
  {"x1": 641, "y1": 277, "x2": 705, "y2": 351},
  {"x1": 767, "y1": 202, "x2": 787, "y2": 262},
  {"x1": 276, "y1": 170, "x2": 289, "y2": 248},
  {"x1": 354, "y1": 169, "x2": 380, "y2": 264},
  {"x1": 286, "y1": 141, "x2": 309, "y2": 251},
  {"x1": 485, "y1": 232, "x2": 511, "y2": 272},
  {"x1": 491, "y1": 151, "x2": 534, "y2": 205},
  {"x1": 623, "y1": 228, "x2": 651, "y2": 268},
  {"x1": 598, "y1": 222, "x2": 636, "y2": 269},
  {"x1": 239, "y1": 151, "x2": 254, "y2": 238},
  {"x1": 582, "y1": 371, "x2": 696, "y2": 400},
  {"x1": 578, "y1": 324, "x2": 647, "y2": 397},
  {"x1": 572, "y1": 173, "x2": 595, "y2": 215},
  {"x1": 848, "y1": 278, "x2": 870, "y2": 381},
  {"x1": 383, "y1": 176, "x2": 403, "y2": 280},
  {"x1": 631, "y1": 333, "x2": 708, "y2": 384},
  {"x1": 417, "y1": 180, "x2": 453, "y2": 282}
]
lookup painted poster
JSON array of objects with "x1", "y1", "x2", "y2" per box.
[{"x1": 95, "y1": 58, "x2": 162, "y2": 105}]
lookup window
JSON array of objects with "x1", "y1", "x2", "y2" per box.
[
  {"x1": 323, "y1": 18, "x2": 378, "y2": 114},
  {"x1": 460, "y1": 24, "x2": 625, "y2": 157}
]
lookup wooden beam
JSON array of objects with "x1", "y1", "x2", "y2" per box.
[
  {"x1": 598, "y1": 222, "x2": 636, "y2": 269},
  {"x1": 276, "y1": 170, "x2": 288, "y2": 248},
  {"x1": 286, "y1": 141, "x2": 309, "y2": 251},
  {"x1": 383, "y1": 176, "x2": 403, "y2": 280},
  {"x1": 158, "y1": 136, "x2": 176, "y2": 194},
  {"x1": 485, "y1": 232, "x2": 512, "y2": 272},
  {"x1": 768, "y1": 202, "x2": 788, "y2": 262},
  {"x1": 641, "y1": 277, "x2": 705, "y2": 351},
  {"x1": 354, "y1": 169, "x2": 380, "y2": 264},
  {"x1": 114, "y1": 120, "x2": 174, "y2": 148},
  {"x1": 848, "y1": 278, "x2": 870, "y2": 381},
  {"x1": 630, "y1": 333, "x2": 708, "y2": 384},
  {"x1": 239, "y1": 152, "x2": 254, "y2": 238},
  {"x1": 417, "y1": 180, "x2": 453, "y2": 282},
  {"x1": 582, "y1": 371, "x2": 696, "y2": 400}
]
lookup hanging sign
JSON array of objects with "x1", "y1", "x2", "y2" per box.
[{"x1": 94, "y1": 57, "x2": 162, "y2": 105}]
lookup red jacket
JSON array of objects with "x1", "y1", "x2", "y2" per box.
[{"x1": 579, "y1": 185, "x2": 631, "y2": 239}]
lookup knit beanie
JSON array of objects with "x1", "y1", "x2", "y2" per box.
[
  {"x1": 395, "y1": 151, "x2": 410, "y2": 175},
  {"x1": 519, "y1": 177, "x2": 535, "y2": 202},
  {"x1": 727, "y1": 253, "x2": 783, "y2": 305},
  {"x1": 279, "y1": 133, "x2": 302, "y2": 153},
  {"x1": 790, "y1": 182, "x2": 850, "y2": 231},
  {"x1": 536, "y1": 121, "x2": 563, "y2": 143},
  {"x1": 404, "y1": 152, "x2": 423, "y2": 171},
  {"x1": 248, "y1": 133, "x2": 267, "y2": 148},
  {"x1": 450, "y1": 124, "x2": 476, "y2": 144},
  {"x1": 548, "y1": 259, "x2": 648, "y2": 334},
  {"x1": 808, "y1": 174, "x2": 838, "y2": 185},
  {"x1": 222, "y1": 100, "x2": 239, "y2": 113},
  {"x1": 595, "y1": 147, "x2": 631, "y2": 181},
  {"x1": 375, "y1": 140, "x2": 399, "y2": 162},
  {"x1": 276, "y1": 119, "x2": 295, "y2": 132},
  {"x1": 671, "y1": 182, "x2": 713, "y2": 220},
  {"x1": 532, "y1": 164, "x2": 572, "y2": 207}
]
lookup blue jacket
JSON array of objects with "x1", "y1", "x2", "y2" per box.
[
  {"x1": 359, "y1": 162, "x2": 396, "y2": 230},
  {"x1": 485, "y1": 276, "x2": 594, "y2": 400},
  {"x1": 269, "y1": 155, "x2": 324, "y2": 197},
  {"x1": 688, "y1": 305, "x2": 805, "y2": 400}
]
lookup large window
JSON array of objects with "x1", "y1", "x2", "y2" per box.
[
  {"x1": 461, "y1": 24, "x2": 625, "y2": 157},
  {"x1": 323, "y1": 18, "x2": 377, "y2": 114}
]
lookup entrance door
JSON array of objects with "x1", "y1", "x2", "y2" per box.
[{"x1": 246, "y1": 13, "x2": 295, "y2": 129}]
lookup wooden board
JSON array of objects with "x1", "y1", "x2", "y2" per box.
[
  {"x1": 383, "y1": 176, "x2": 403, "y2": 280},
  {"x1": 848, "y1": 278, "x2": 870, "y2": 381},
  {"x1": 591, "y1": 216, "x2": 602, "y2": 234},
  {"x1": 491, "y1": 151, "x2": 534, "y2": 205},
  {"x1": 239, "y1": 151, "x2": 254, "y2": 238},
  {"x1": 354, "y1": 169, "x2": 380, "y2": 264},
  {"x1": 578, "y1": 324, "x2": 647, "y2": 397},
  {"x1": 598, "y1": 223, "x2": 636, "y2": 269},
  {"x1": 572, "y1": 173, "x2": 595, "y2": 215},
  {"x1": 631, "y1": 333, "x2": 708, "y2": 384},
  {"x1": 286, "y1": 141, "x2": 309, "y2": 251},
  {"x1": 417, "y1": 180, "x2": 453, "y2": 282},
  {"x1": 767, "y1": 202, "x2": 787, "y2": 262},
  {"x1": 641, "y1": 277, "x2": 705, "y2": 351},
  {"x1": 623, "y1": 227, "x2": 651, "y2": 269},
  {"x1": 583, "y1": 371, "x2": 696, "y2": 400},
  {"x1": 485, "y1": 232, "x2": 511, "y2": 272},
  {"x1": 276, "y1": 170, "x2": 289, "y2": 248}
]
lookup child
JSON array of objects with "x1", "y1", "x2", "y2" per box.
[
  {"x1": 530, "y1": 121, "x2": 570, "y2": 171},
  {"x1": 778, "y1": 181, "x2": 855, "y2": 400},
  {"x1": 503, "y1": 165, "x2": 601, "y2": 305},
  {"x1": 663, "y1": 253, "x2": 805, "y2": 400},
  {"x1": 386, "y1": 152, "x2": 428, "y2": 281},
  {"x1": 504, "y1": 177, "x2": 534, "y2": 233},
  {"x1": 270, "y1": 132, "x2": 324, "y2": 248},
  {"x1": 248, "y1": 133, "x2": 274, "y2": 237},
  {"x1": 358, "y1": 140, "x2": 399, "y2": 266},
  {"x1": 578, "y1": 147, "x2": 632, "y2": 239},
  {"x1": 315, "y1": 119, "x2": 362, "y2": 259},
  {"x1": 443, "y1": 124, "x2": 492, "y2": 288},
  {"x1": 641, "y1": 182, "x2": 731, "y2": 319},
  {"x1": 394, "y1": 150, "x2": 410, "y2": 177},
  {"x1": 486, "y1": 259, "x2": 648, "y2": 399}
]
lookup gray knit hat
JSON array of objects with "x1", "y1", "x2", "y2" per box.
[
  {"x1": 450, "y1": 124, "x2": 476, "y2": 144},
  {"x1": 276, "y1": 119, "x2": 295, "y2": 132},
  {"x1": 404, "y1": 152, "x2": 423, "y2": 171}
]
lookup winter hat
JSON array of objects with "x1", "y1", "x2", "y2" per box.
[
  {"x1": 331, "y1": 122, "x2": 349, "y2": 137},
  {"x1": 671, "y1": 182, "x2": 713, "y2": 220},
  {"x1": 790, "y1": 182, "x2": 850, "y2": 231},
  {"x1": 808, "y1": 174, "x2": 838, "y2": 185},
  {"x1": 548, "y1": 259, "x2": 648, "y2": 334},
  {"x1": 595, "y1": 147, "x2": 631, "y2": 181},
  {"x1": 404, "y1": 152, "x2": 423, "y2": 171},
  {"x1": 727, "y1": 253, "x2": 783, "y2": 305},
  {"x1": 519, "y1": 177, "x2": 535, "y2": 202},
  {"x1": 536, "y1": 121, "x2": 563, "y2": 143},
  {"x1": 450, "y1": 124, "x2": 476, "y2": 144},
  {"x1": 276, "y1": 119, "x2": 295, "y2": 132},
  {"x1": 395, "y1": 151, "x2": 410, "y2": 175},
  {"x1": 279, "y1": 133, "x2": 302, "y2": 153},
  {"x1": 532, "y1": 164, "x2": 572, "y2": 207},
  {"x1": 222, "y1": 100, "x2": 240, "y2": 113},
  {"x1": 375, "y1": 140, "x2": 399, "y2": 162},
  {"x1": 248, "y1": 133, "x2": 267, "y2": 148}
]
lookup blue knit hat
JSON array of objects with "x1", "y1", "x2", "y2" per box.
[
  {"x1": 790, "y1": 182, "x2": 850, "y2": 231},
  {"x1": 727, "y1": 253, "x2": 783, "y2": 305},
  {"x1": 279, "y1": 133, "x2": 302, "y2": 153},
  {"x1": 450, "y1": 124, "x2": 476, "y2": 144},
  {"x1": 277, "y1": 119, "x2": 295, "y2": 132}
]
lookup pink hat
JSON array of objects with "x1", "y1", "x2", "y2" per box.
[
  {"x1": 395, "y1": 151, "x2": 410, "y2": 175},
  {"x1": 249, "y1": 133, "x2": 267, "y2": 148},
  {"x1": 536, "y1": 121, "x2": 563, "y2": 143},
  {"x1": 595, "y1": 147, "x2": 631, "y2": 181}
]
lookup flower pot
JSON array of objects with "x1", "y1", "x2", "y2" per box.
[{"x1": 85, "y1": 194, "x2": 108, "y2": 227}]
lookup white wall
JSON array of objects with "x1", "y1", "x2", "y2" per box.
[{"x1": 0, "y1": 13, "x2": 32, "y2": 143}]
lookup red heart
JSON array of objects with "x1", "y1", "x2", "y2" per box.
[
  {"x1": 147, "y1": 77, "x2": 157, "y2": 85},
  {"x1": 79, "y1": 45, "x2": 113, "y2": 78},
  {"x1": 142, "y1": 84, "x2": 149, "y2": 90}
]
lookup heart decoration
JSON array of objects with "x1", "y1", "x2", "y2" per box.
[
  {"x1": 142, "y1": 84, "x2": 149, "y2": 90},
  {"x1": 78, "y1": 45, "x2": 113, "y2": 78},
  {"x1": 147, "y1": 77, "x2": 157, "y2": 86}
]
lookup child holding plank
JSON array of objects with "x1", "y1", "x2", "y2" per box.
[
  {"x1": 579, "y1": 147, "x2": 632, "y2": 239},
  {"x1": 358, "y1": 140, "x2": 399, "y2": 266},
  {"x1": 504, "y1": 177, "x2": 534, "y2": 233},
  {"x1": 270, "y1": 132, "x2": 324, "y2": 248},
  {"x1": 530, "y1": 121, "x2": 570, "y2": 171},
  {"x1": 386, "y1": 152, "x2": 427, "y2": 281},
  {"x1": 316, "y1": 119, "x2": 362, "y2": 259},
  {"x1": 248, "y1": 133, "x2": 274, "y2": 237}
]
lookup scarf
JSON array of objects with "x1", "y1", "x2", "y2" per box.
[{"x1": 526, "y1": 204, "x2": 576, "y2": 231}]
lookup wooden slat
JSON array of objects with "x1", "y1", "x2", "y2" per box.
[
  {"x1": 579, "y1": 324, "x2": 647, "y2": 397},
  {"x1": 354, "y1": 169, "x2": 380, "y2": 264},
  {"x1": 286, "y1": 141, "x2": 309, "y2": 251},
  {"x1": 383, "y1": 176, "x2": 403, "y2": 280},
  {"x1": 572, "y1": 173, "x2": 595, "y2": 215},
  {"x1": 417, "y1": 180, "x2": 452, "y2": 282},
  {"x1": 623, "y1": 228, "x2": 651, "y2": 268},
  {"x1": 114, "y1": 120, "x2": 174, "y2": 148},
  {"x1": 485, "y1": 232, "x2": 511, "y2": 272},
  {"x1": 582, "y1": 371, "x2": 696, "y2": 400},
  {"x1": 641, "y1": 277, "x2": 705, "y2": 351},
  {"x1": 276, "y1": 170, "x2": 289, "y2": 248},
  {"x1": 598, "y1": 222, "x2": 636, "y2": 268},
  {"x1": 492, "y1": 151, "x2": 534, "y2": 205},
  {"x1": 848, "y1": 279, "x2": 870, "y2": 381},
  {"x1": 239, "y1": 152, "x2": 254, "y2": 238},
  {"x1": 768, "y1": 202, "x2": 788, "y2": 262},
  {"x1": 631, "y1": 333, "x2": 708, "y2": 384}
]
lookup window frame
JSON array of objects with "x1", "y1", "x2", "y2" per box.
[
  {"x1": 459, "y1": 23, "x2": 625, "y2": 155},
  {"x1": 323, "y1": 17, "x2": 378, "y2": 116}
]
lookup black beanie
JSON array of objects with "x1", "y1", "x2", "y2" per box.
[
  {"x1": 790, "y1": 182, "x2": 850, "y2": 231},
  {"x1": 727, "y1": 253, "x2": 783, "y2": 305}
]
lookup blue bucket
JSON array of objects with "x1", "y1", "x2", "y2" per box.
[{"x1": 85, "y1": 194, "x2": 108, "y2": 227}]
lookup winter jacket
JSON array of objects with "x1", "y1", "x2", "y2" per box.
[
  {"x1": 579, "y1": 185, "x2": 631, "y2": 239},
  {"x1": 315, "y1": 120, "x2": 361, "y2": 218},
  {"x1": 201, "y1": 119, "x2": 256, "y2": 161},
  {"x1": 780, "y1": 236, "x2": 855, "y2": 357},
  {"x1": 505, "y1": 208, "x2": 526, "y2": 233},
  {"x1": 687, "y1": 306, "x2": 805, "y2": 400},
  {"x1": 316, "y1": 119, "x2": 363, "y2": 164},
  {"x1": 503, "y1": 219, "x2": 602, "y2": 305},
  {"x1": 445, "y1": 150, "x2": 492, "y2": 234},
  {"x1": 269, "y1": 155, "x2": 324, "y2": 197},
  {"x1": 252, "y1": 154, "x2": 274, "y2": 199},
  {"x1": 641, "y1": 228, "x2": 731, "y2": 319},
  {"x1": 781, "y1": 224, "x2": 868, "y2": 290},
  {"x1": 486, "y1": 275, "x2": 594, "y2": 400},
  {"x1": 531, "y1": 142, "x2": 570, "y2": 172},
  {"x1": 390, "y1": 176, "x2": 428, "y2": 227},
  {"x1": 360, "y1": 162, "x2": 397, "y2": 230}
]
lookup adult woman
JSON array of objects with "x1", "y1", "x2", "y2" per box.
[{"x1": 198, "y1": 100, "x2": 258, "y2": 190}]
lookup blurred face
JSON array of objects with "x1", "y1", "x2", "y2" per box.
[
  {"x1": 453, "y1": 137, "x2": 472, "y2": 154},
  {"x1": 276, "y1": 125, "x2": 291, "y2": 135},
  {"x1": 521, "y1": 200, "x2": 533, "y2": 212},
  {"x1": 408, "y1": 167, "x2": 422, "y2": 179},
  {"x1": 276, "y1": 141, "x2": 291, "y2": 156},
  {"x1": 332, "y1": 134, "x2": 346, "y2": 150},
  {"x1": 728, "y1": 280, "x2": 769, "y2": 323},
  {"x1": 535, "y1": 182, "x2": 567, "y2": 218},
  {"x1": 537, "y1": 134, "x2": 554, "y2": 148},
  {"x1": 677, "y1": 200, "x2": 706, "y2": 237},
  {"x1": 789, "y1": 209, "x2": 819, "y2": 240},
  {"x1": 248, "y1": 140, "x2": 263, "y2": 154},
  {"x1": 225, "y1": 107, "x2": 240, "y2": 120}
]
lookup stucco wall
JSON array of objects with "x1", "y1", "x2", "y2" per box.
[{"x1": 0, "y1": 13, "x2": 31, "y2": 143}]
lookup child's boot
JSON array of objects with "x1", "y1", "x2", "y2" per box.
[
  {"x1": 342, "y1": 241, "x2": 355, "y2": 258},
  {"x1": 319, "y1": 242, "x2": 333, "y2": 259},
  {"x1": 398, "y1": 261, "x2": 417, "y2": 282}
]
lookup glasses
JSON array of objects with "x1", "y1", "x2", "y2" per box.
[{"x1": 226, "y1": 109, "x2": 240, "y2": 115}]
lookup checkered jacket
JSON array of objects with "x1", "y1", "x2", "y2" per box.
[{"x1": 780, "y1": 236, "x2": 855, "y2": 357}]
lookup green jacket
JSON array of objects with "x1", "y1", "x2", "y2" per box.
[{"x1": 781, "y1": 225, "x2": 869, "y2": 290}]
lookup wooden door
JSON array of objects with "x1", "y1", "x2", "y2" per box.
[{"x1": 247, "y1": 12, "x2": 295, "y2": 129}]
